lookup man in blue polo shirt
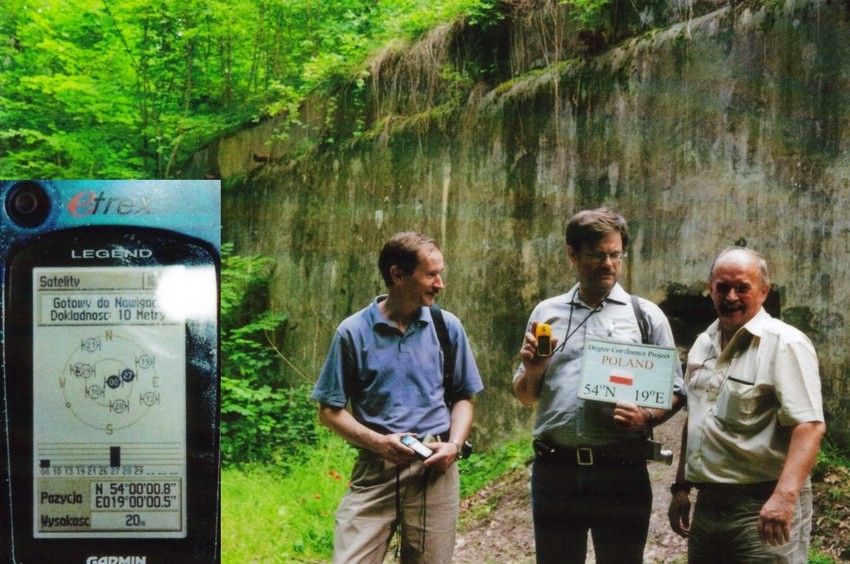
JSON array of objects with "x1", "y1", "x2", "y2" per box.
[{"x1": 312, "y1": 231, "x2": 483, "y2": 564}]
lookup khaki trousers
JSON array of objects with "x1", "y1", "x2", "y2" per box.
[
  {"x1": 689, "y1": 482, "x2": 812, "y2": 563},
  {"x1": 333, "y1": 450, "x2": 459, "y2": 564}
]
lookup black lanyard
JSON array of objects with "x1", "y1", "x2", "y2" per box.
[{"x1": 553, "y1": 287, "x2": 607, "y2": 354}]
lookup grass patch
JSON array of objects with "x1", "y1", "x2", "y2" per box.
[
  {"x1": 222, "y1": 430, "x2": 531, "y2": 562},
  {"x1": 222, "y1": 431, "x2": 355, "y2": 563},
  {"x1": 810, "y1": 438, "x2": 850, "y2": 562},
  {"x1": 458, "y1": 435, "x2": 532, "y2": 498}
]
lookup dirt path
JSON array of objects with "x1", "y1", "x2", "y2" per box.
[{"x1": 452, "y1": 411, "x2": 689, "y2": 563}]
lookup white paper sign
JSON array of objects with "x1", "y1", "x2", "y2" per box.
[{"x1": 578, "y1": 338, "x2": 677, "y2": 409}]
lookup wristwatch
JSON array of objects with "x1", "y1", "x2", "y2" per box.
[
  {"x1": 449, "y1": 440, "x2": 473, "y2": 460},
  {"x1": 670, "y1": 482, "x2": 691, "y2": 495}
]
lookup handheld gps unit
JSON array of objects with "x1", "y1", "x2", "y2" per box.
[
  {"x1": 535, "y1": 323, "x2": 553, "y2": 357},
  {"x1": 0, "y1": 180, "x2": 220, "y2": 563}
]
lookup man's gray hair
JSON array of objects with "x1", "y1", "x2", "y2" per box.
[{"x1": 709, "y1": 246, "x2": 770, "y2": 286}]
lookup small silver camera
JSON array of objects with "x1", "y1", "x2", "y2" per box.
[{"x1": 647, "y1": 440, "x2": 674, "y2": 465}]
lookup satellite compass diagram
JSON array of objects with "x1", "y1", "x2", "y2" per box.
[{"x1": 61, "y1": 331, "x2": 161, "y2": 433}]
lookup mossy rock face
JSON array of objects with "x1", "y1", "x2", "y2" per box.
[{"x1": 211, "y1": 3, "x2": 850, "y2": 450}]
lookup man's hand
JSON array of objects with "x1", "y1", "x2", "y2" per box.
[
  {"x1": 757, "y1": 492, "x2": 794, "y2": 546},
  {"x1": 388, "y1": 437, "x2": 459, "y2": 472},
  {"x1": 668, "y1": 490, "x2": 691, "y2": 538},
  {"x1": 757, "y1": 421, "x2": 825, "y2": 546},
  {"x1": 515, "y1": 322, "x2": 559, "y2": 406},
  {"x1": 613, "y1": 401, "x2": 652, "y2": 431},
  {"x1": 519, "y1": 322, "x2": 559, "y2": 370},
  {"x1": 422, "y1": 441, "x2": 460, "y2": 473},
  {"x1": 376, "y1": 433, "x2": 420, "y2": 466}
]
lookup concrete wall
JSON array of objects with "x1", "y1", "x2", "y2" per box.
[{"x1": 186, "y1": 1, "x2": 850, "y2": 447}]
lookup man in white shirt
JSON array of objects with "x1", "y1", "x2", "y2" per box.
[{"x1": 668, "y1": 247, "x2": 826, "y2": 563}]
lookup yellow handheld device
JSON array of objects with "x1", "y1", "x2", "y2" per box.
[{"x1": 536, "y1": 323, "x2": 553, "y2": 357}]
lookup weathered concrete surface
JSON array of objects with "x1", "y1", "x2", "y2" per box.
[{"x1": 186, "y1": 1, "x2": 850, "y2": 447}]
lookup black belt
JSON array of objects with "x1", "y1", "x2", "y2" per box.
[
  {"x1": 533, "y1": 438, "x2": 649, "y2": 466},
  {"x1": 694, "y1": 481, "x2": 777, "y2": 504}
]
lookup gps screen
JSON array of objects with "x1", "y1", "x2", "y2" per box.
[{"x1": 32, "y1": 266, "x2": 190, "y2": 539}]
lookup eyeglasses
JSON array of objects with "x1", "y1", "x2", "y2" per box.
[{"x1": 581, "y1": 251, "x2": 628, "y2": 264}]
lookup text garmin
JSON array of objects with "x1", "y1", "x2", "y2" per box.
[
  {"x1": 71, "y1": 248, "x2": 154, "y2": 260},
  {"x1": 86, "y1": 557, "x2": 147, "y2": 564},
  {"x1": 67, "y1": 190, "x2": 155, "y2": 217}
]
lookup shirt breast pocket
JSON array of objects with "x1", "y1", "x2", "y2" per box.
[{"x1": 714, "y1": 376, "x2": 774, "y2": 434}]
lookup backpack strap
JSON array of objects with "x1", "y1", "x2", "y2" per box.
[
  {"x1": 631, "y1": 295, "x2": 650, "y2": 345},
  {"x1": 429, "y1": 304, "x2": 456, "y2": 407}
]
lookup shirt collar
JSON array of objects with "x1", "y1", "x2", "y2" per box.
[
  {"x1": 369, "y1": 295, "x2": 428, "y2": 329},
  {"x1": 566, "y1": 282, "x2": 629, "y2": 308},
  {"x1": 741, "y1": 307, "x2": 772, "y2": 338},
  {"x1": 368, "y1": 295, "x2": 391, "y2": 328},
  {"x1": 707, "y1": 307, "x2": 770, "y2": 360}
]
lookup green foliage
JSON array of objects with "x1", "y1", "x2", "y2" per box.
[
  {"x1": 815, "y1": 436, "x2": 850, "y2": 474},
  {"x1": 0, "y1": 0, "x2": 673, "y2": 179},
  {"x1": 440, "y1": 63, "x2": 476, "y2": 107},
  {"x1": 562, "y1": 0, "x2": 612, "y2": 30},
  {"x1": 220, "y1": 243, "x2": 320, "y2": 466},
  {"x1": 1, "y1": 0, "x2": 141, "y2": 177},
  {"x1": 0, "y1": 0, "x2": 252, "y2": 178},
  {"x1": 221, "y1": 431, "x2": 356, "y2": 563},
  {"x1": 807, "y1": 549, "x2": 837, "y2": 564},
  {"x1": 1, "y1": 0, "x2": 504, "y2": 178},
  {"x1": 458, "y1": 436, "x2": 532, "y2": 497},
  {"x1": 221, "y1": 430, "x2": 530, "y2": 562},
  {"x1": 384, "y1": 0, "x2": 503, "y2": 37},
  {"x1": 810, "y1": 438, "x2": 849, "y2": 563},
  {"x1": 351, "y1": 69, "x2": 370, "y2": 139},
  {"x1": 559, "y1": 0, "x2": 667, "y2": 46}
]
